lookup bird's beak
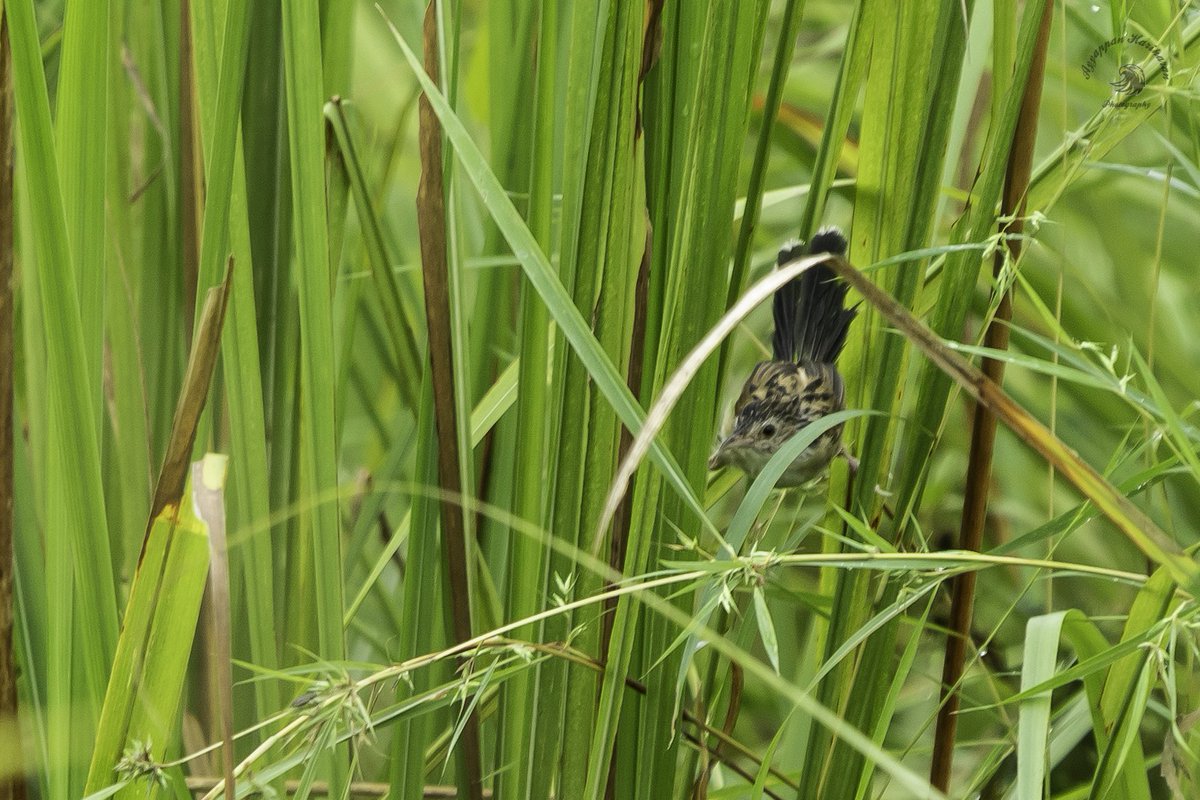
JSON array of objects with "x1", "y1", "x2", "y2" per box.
[{"x1": 708, "y1": 435, "x2": 739, "y2": 471}]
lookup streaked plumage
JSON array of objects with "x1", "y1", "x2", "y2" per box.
[{"x1": 708, "y1": 227, "x2": 856, "y2": 487}]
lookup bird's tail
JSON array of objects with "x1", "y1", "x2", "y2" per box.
[{"x1": 771, "y1": 226, "x2": 857, "y2": 364}]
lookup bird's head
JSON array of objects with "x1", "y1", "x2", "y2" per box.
[{"x1": 707, "y1": 404, "x2": 793, "y2": 476}]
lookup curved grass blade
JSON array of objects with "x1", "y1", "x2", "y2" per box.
[
  {"x1": 827, "y1": 255, "x2": 1200, "y2": 593},
  {"x1": 596, "y1": 253, "x2": 839, "y2": 551}
]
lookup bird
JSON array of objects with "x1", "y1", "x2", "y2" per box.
[{"x1": 708, "y1": 227, "x2": 857, "y2": 487}]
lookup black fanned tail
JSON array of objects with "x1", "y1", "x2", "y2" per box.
[{"x1": 771, "y1": 226, "x2": 857, "y2": 365}]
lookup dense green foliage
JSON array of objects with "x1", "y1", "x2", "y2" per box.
[{"x1": 3, "y1": 1, "x2": 1200, "y2": 798}]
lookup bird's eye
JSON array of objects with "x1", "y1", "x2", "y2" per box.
[{"x1": 761, "y1": 423, "x2": 777, "y2": 438}]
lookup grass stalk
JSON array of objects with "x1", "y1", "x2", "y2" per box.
[
  {"x1": 929, "y1": 0, "x2": 1056, "y2": 788},
  {"x1": 414, "y1": 3, "x2": 482, "y2": 797},
  {"x1": 826, "y1": 255, "x2": 1198, "y2": 589}
]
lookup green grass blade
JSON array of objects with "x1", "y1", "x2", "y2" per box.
[
  {"x1": 83, "y1": 458, "x2": 219, "y2": 797},
  {"x1": 324, "y1": 98, "x2": 423, "y2": 409},
  {"x1": 281, "y1": 0, "x2": 344, "y2": 662},
  {"x1": 830, "y1": 254, "x2": 1199, "y2": 590},
  {"x1": 6, "y1": 1, "x2": 118, "y2": 795},
  {"x1": 223, "y1": 139, "x2": 282, "y2": 728},
  {"x1": 103, "y1": 0, "x2": 153, "y2": 584},
  {"x1": 54, "y1": 0, "x2": 109, "y2": 417},
  {"x1": 1017, "y1": 611, "x2": 1070, "y2": 797},
  {"x1": 500, "y1": 0, "x2": 559, "y2": 793},
  {"x1": 388, "y1": 376, "x2": 446, "y2": 800},
  {"x1": 380, "y1": 10, "x2": 710, "y2": 537},
  {"x1": 189, "y1": 0, "x2": 250, "y2": 305},
  {"x1": 280, "y1": 0, "x2": 346, "y2": 790}
]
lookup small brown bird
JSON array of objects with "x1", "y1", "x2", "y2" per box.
[{"x1": 708, "y1": 228, "x2": 857, "y2": 486}]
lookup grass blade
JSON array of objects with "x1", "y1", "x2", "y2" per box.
[
  {"x1": 380, "y1": 7, "x2": 712, "y2": 539},
  {"x1": 83, "y1": 458, "x2": 219, "y2": 796},
  {"x1": 826, "y1": 253, "x2": 1199, "y2": 590},
  {"x1": 281, "y1": 0, "x2": 345, "y2": 675},
  {"x1": 148, "y1": 263, "x2": 234, "y2": 524},
  {"x1": 0, "y1": 13, "x2": 22, "y2": 798},
  {"x1": 6, "y1": 1, "x2": 118, "y2": 793},
  {"x1": 930, "y1": 0, "x2": 1054, "y2": 787},
  {"x1": 414, "y1": 3, "x2": 481, "y2": 796},
  {"x1": 55, "y1": 0, "x2": 109, "y2": 414}
]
